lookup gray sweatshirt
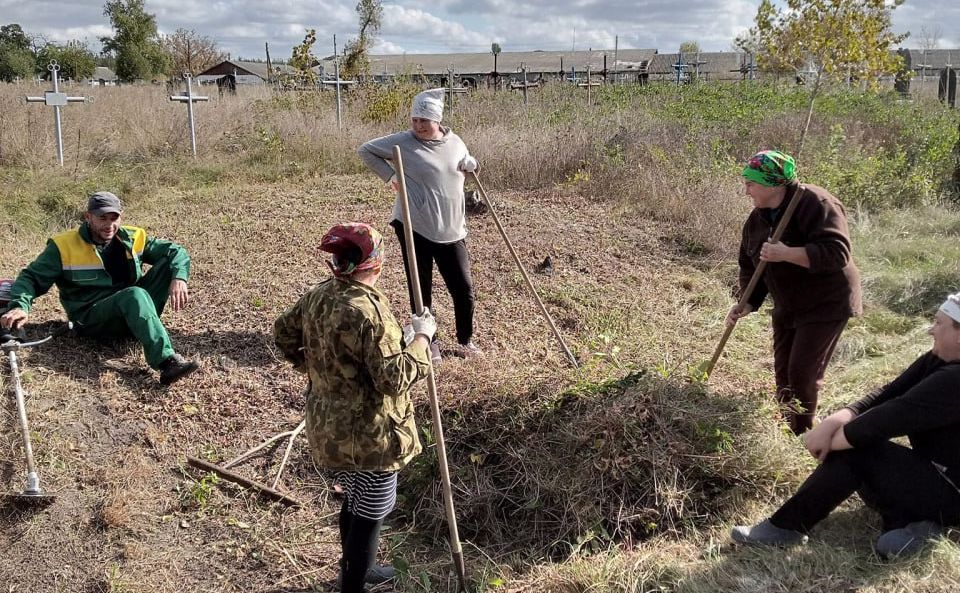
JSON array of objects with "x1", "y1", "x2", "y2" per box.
[{"x1": 358, "y1": 128, "x2": 472, "y2": 244}]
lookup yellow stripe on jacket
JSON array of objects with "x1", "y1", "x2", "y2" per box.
[{"x1": 51, "y1": 226, "x2": 147, "y2": 271}]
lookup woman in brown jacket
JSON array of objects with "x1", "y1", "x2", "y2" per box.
[{"x1": 726, "y1": 150, "x2": 862, "y2": 434}]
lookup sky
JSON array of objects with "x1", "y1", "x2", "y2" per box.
[{"x1": 1, "y1": 0, "x2": 956, "y2": 60}]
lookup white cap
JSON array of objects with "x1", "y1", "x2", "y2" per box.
[
  {"x1": 411, "y1": 88, "x2": 445, "y2": 122},
  {"x1": 940, "y1": 292, "x2": 960, "y2": 323}
]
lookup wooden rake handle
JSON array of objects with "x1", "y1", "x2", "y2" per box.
[
  {"x1": 705, "y1": 183, "x2": 805, "y2": 378},
  {"x1": 468, "y1": 171, "x2": 579, "y2": 368}
]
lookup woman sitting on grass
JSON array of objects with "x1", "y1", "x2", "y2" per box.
[{"x1": 732, "y1": 292, "x2": 960, "y2": 559}]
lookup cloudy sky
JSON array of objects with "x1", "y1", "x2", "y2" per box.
[{"x1": 1, "y1": 0, "x2": 955, "y2": 60}]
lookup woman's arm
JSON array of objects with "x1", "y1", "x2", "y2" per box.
[{"x1": 357, "y1": 132, "x2": 406, "y2": 181}]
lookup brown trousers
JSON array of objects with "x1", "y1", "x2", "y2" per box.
[{"x1": 773, "y1": 319, "x2": 848, "y2": 434}]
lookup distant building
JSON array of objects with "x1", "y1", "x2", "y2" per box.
[
  {"x1": 317, "y1": 49, "x2": 661, "y2": 87},
  {"x1": 196, "y1": 60, "x2": 296, "y2": 86},
  {"x1": 86, "y1": 66, "x2": 118, "y2": 86}
]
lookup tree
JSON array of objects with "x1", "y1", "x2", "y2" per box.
[
  {"x1": 37, "y1": 41, "x2": 97, "y2": 80},
  {"x1": 162, "y1": 28, "x2": 226, "y2": 76},
  {"x1": 0, "y1": 24, "x2": 31, "y2": 50},
  {"x1": 679, "y1": 41, "x2": 700, "y2": 55},
  {"x1": 288, "y1": 29, "x2": 318, "y2": 88},
  {"x1": 101, "y1": 0, "x2": 170, "y2": 82},
  {"x1": 341, "y1": 0, "x2": 382, "y2": 79},
  {"x1": 0, "y1": 23, "x2": 36, "y2": 81},
  {"x1": 742, "y1": 0, "x2": 907, "y2": 159},
  {"x1": 491, "y1": 42, "x2": 501, "y2": 73}
]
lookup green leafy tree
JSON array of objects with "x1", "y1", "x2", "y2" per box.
[
  {"x1": 342, "y1": 0, "x2": 382, "y2": 79},
  {"x1": 101, "y1": 0, "x2": 170, "y2": 82},
  {"x1": 1, "y1": 24, "x2": 31, "y2": 50},
  {"x1": 0, "y1": 23, "x2": 36, "y2": 81},
  {"x1": 288, "y1": 28, "x2": 318, "y2": 88},
  {"x1": 37, "y1": 41, "x2": 97, "y2": 80},
  {"x1": 679, "y1": 41, "x2": 700, "y2": 55},
  {"x1": 741, "y1": 0, "x2": 907, "y2": 158}
]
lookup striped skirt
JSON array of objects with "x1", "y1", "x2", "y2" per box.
[{"x1": 335, "y1": 470, "x2": 398, "y2": 521}]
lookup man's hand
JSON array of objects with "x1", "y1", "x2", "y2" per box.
[
  {"x1": 0, "y1": 308, "x2": 28, "y2": 330},
  {"x1": 389, "y1": 174, "x2": 400, "y2": 193},
  {"x1": 169, "y1": 279, "x2": 189, "y2": 311},
  {"x1": 725, "y1": 303, "x2": 754, "y2": 327}
]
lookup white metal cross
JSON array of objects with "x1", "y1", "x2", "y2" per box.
[
  {"x1": 25, "y1": 61, "x2": 88, "y2": 166},
  {"x1": 169, "y1": 72, "x2": 210, "y2": 157}
]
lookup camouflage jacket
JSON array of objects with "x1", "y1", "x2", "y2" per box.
[{"x1": 274, "y1": 277, "x2": 431, "y2": 471}]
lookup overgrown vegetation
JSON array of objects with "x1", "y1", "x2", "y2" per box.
[{"x1": 2, "y1": 77, "x2": 960, "y2": 592}]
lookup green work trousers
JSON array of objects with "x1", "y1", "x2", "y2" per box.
[{"x1": 73, "y1": 257, "x2": 176, "y2": 369}]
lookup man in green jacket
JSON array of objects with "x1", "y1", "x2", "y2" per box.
[{"x1": 0, "y1": 191, "x2": 199, "y2": 385}]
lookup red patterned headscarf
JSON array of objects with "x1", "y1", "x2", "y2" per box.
[{"x1": 319, "y1": 223, "x2": 384, "y2": 278}]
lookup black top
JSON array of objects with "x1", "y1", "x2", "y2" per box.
[
  {"x1": 99, "y1": 237, "x2": 133, "y2": 287},
  {"x1": 844, "y1": 352, "x2": 960, "y2": 479}
]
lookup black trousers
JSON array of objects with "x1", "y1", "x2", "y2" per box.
[
  {"x1": 773, "y1": 319, "x2": 848, "y2": 434},
  {"x1": 392, "y1": 221, "x2": 476, "y2": 345},
  {"x1": 770, "y1": 441, "x2": 960, "y2": 533}
]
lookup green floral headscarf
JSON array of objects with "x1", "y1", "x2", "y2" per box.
[{"x1": 742, "y1": 150, "x2": 797, "y2": 187}]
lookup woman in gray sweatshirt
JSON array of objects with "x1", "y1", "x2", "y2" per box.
[{"x1": 358, "y1": 88, "x2": 481, "y2": 362}]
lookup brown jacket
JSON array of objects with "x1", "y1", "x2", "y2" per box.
[{"x1": 738, "y1": 182, "x2": 862, "y2": 327}]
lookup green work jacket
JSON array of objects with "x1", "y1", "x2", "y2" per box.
[{"x1": 6, "y1": 223, "x2": 190, "y2": 319}]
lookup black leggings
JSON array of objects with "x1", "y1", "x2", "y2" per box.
[
  {"x1": 392, "y1": 220, "x2": 476, "y2": 345},
  {"x1": 771, "y1": 441, "x2": 960, "y2": 533}
]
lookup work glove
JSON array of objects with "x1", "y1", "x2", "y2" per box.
[
  {"x1": 458, "y1": 155, "x2": 479, "y2": 173},
  {"x1": 411, "y1": 307, "x2": 437, "y2": 341}
]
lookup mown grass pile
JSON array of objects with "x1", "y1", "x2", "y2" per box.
[{"x1": 403, "y1": 371, "x2": 809, "y2": 558}]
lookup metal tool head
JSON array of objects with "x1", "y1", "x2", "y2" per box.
[{"x1": 3, "y1": 488, "x2": 56, "y2": 511}]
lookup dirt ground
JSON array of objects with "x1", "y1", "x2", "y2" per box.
[{"x1": 0, "y1": 176, "x2": 745, "y2": 592}]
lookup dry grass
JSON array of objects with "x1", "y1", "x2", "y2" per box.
[{"x1": 1, "y1": 80, "x2": 959, "y2": 592}]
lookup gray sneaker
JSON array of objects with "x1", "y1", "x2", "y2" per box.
[
  {"x1": 731, "y1": 519, "x2": 809, "y2": 547},
  {"x1": 875, "y1": 520, "x2": 942, "y2": 560}
]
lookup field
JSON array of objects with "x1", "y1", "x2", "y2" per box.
[{"x1": 1, "y1": 79, "x2": 960, "y2": 592}]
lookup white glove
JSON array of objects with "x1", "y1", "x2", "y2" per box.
[
  {"x1": 402, "y1": 324, "x2": 415, "y2": 346},
  {"x1": 458, "y1": 155, "x2": 478, "y2": 173},
  {"x1": 411, "y1": 307, "x2": 437, "y2": 341}
]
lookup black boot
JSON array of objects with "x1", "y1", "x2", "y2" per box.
[
  {"x1": 159, "y1": 353, "x2": 199, "y2": 385},
  {"x1": 340, "y1": 515, "x2": 386, "y2": 593}
]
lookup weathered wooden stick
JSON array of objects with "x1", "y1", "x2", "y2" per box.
[
  {"x1": 468, "y1": 171, "x2": 579, "y2": 368},
  {"x1": 272, "y1": 421, "x2": 307, "y2": 489},
  {"x1": 186, "y1": 455, "x2": 303, "y2": 508},
  {"x1": 393, "y1": 145, "x2": 468, "y2": 592},
  {"x1": 705, "y1": 183, "x2": 806, "y2": 378}
]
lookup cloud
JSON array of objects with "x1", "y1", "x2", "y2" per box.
[{"x1": 0, "y1": 0, "x2": 952, "y2": 60}]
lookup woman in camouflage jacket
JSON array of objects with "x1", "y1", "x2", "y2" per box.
[{"x1": 274, "y1": 222, "x2": 436, "y2": 592}]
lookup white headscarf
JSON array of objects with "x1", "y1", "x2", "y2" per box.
[
  {"x1": 411, "y1": 88, "x2": 445, "y2": 122},
  {"x1": 940, "y1": 292, "x2": 960, "y2": 323}
]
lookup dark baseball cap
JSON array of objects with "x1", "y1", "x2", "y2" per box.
[{"x1": 87, "y1": 191, "x2": 123, "y2": 215}]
